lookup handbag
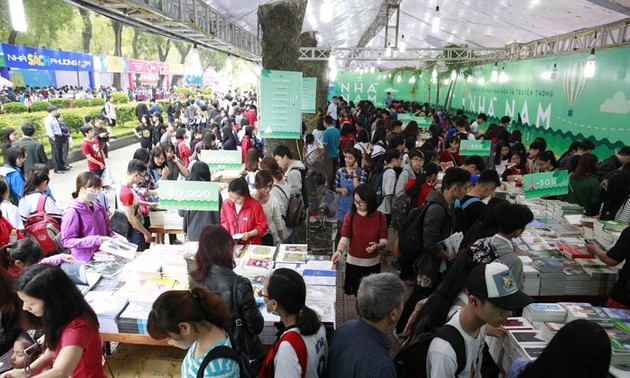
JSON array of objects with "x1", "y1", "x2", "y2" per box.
[
  {"x1": 230, "y1": 279, "x2": 263, "y2": 375},
  {"x1": 110, "y1": 195, "x2": 131, "y2": 236}
]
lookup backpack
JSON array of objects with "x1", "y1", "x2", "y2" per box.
[
  {"x1": 24, "y1": 194, "x2": 62, "y2": 256},
  {"x1": 290, "y1": 166, "x2": 309, "y2": 209},
  {"x1": 452, "y1": 197, "x2": 482, "y2": 233},
  {"x1": 394, "y1": 324, "x2": 466, "y2": 378},
  {"x1": 251, "y1": 136, "x2": 264, "y2": 157},
  {"x1": 391, "y1": 194, "x2": 416, "y2": 231},
  {"x1": 197, "y1": 343, "x2": 252, "y2": 378},
  {"x1": 275, "y1": 184, "x2": 306, "y2": 228},
  {"x1": 368, "y1": 167, "x2": 395, "y2": 206},
  {"x1": 398, "y1": 203, "x2": 431, "y2": 271},
  {"x1": 260, "y1": 331, "x2": 307, "y2": 378}
]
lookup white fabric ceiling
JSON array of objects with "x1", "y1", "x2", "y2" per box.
[{"x1": 206, "y1": 0, "x2": 630, "y2": 50}]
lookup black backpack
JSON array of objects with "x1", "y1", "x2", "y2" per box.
[
  {"x1": 394, "y1": 324, "x2": 466, "y2": 378},
  {"x1": 290, "y1": 166, "x2": 309, "y2": 209},
  {"x1": 398, "y1": 202, "x2": 431, "y2": 271},
  {"x1": 452, "y1": 197, "x2": 482, "y2": 233},
  {"x1": 391, "y1": 194, "x2": 416, "y2": 231}
]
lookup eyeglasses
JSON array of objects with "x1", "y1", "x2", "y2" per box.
[{"x1": 354, "y1": 199, "x2": 367, "y2": 206}]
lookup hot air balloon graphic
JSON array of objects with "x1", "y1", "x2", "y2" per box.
[{"x1": 563, "y1": 62, "x2": 586, "y2": 117}]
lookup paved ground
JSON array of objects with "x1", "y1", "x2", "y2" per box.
[{"x1": 48, "y1": 142, "x2": 139, "y2": 208}]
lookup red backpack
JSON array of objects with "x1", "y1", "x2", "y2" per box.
[{"x1": 24, "y1": 194, "x2": 61, "y2": 256}]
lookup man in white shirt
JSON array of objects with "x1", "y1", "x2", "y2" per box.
[
  {"x1": 469, "y1": 113, "x2": 487, "y2": 137},
  {"x1": 104, "y1": 95, "x2": 117, "y2": 140},
  {"x1": 426, "y1": 262, "x2": 533, "y2": 378},
  {"x1": 326, "y1": 96, "x2": 339, "y2": 126}
]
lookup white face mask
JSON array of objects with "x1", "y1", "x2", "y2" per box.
[{"x1": 84, "y1": 192, "x2": 99, "y2": 203}]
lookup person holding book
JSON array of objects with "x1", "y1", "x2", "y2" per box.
[
  {"x1": 220, "y1": 178, "x2": 268, "y2": 245},
  {"x1": 586, "y1": 227, "x2": 630, "y2": 309},
  {"x1": 426, "y1": 262, "x2": 533, "y2": 378},
  {"x1": 506, "y1": 319, "x2": 610, "y2": 378},
  {"x1": 1, "y1": 265, "x2": 106, "y2": 378},
  {"x1": 259, "y1": 268, "x2": 328, "y2": 378},
  {"x1": 60, "y1": 172, "x2": 116, "y2": 262},
  {"x1": 147, "y1": 287, "x2": 241, "y2": 377},
  {"x1": 188, "y1": 224, "x2": 265, "y2": 373},
  {"x1": 488, "y1": 203, "x2": 534, "y2": 290}
]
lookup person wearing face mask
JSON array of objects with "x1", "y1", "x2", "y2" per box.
[{"x1": 60, "y1": 172, "x2": 116, "y2": 262}]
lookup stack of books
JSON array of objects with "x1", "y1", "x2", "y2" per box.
[
  {"x1": 505, "y1": 330, "x2": 548, "y2": 360},
  {"x1": 532, "y1": 259, "x2": 567, "y2": 295},
  {"x1": 593, "y1": 220, "x2": 627, "y2": 249},
  {"x1": 124, "y1": 253, "x2": 162, "y2": 280},
  {"x1": 560, "y1": 302, "x2": 611, "y2": 323},
  {"x1": 548, "y1": 200, "x2": 584, "y2": 217},
  {"x1": 535, "y1": 321, "x2": 565, "y2": 343},
  {"x1": 523, "y1": 303, "x2": 567, "y2": 323},
  {"x1": 608, "y1": 321, "x2": 630, "y2": 365},
  {"x1": 238, "y1": 245, "x2": 276, "y2": 274},
  {"x1": 563, "y1": 267, "x2": 590, "y2": 295},
  {"x1": 556, "y1": 243, "x2": 594, "y2": 259},
  {"x1": 582, "y1": 265, "x2": 618, "y2": 295},
  {"x1": 85, "y1": 291, "x2": 129, "y2": 333},
  {"x1": 116, "y1": 301, "x2": 153, "y2": 335},
  {"x1": 274, "y1": 244, "x2": 309, "y2": 270}
]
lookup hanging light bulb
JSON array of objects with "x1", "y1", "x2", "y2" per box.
[
  {"x1": 477, "y1": 77, "x2": 485, "y2": 85},
  {"x1": 444, "y1": 78, "x2": 450, "y2": 85},
  {"x1": 328, "y1": 53, "x2": 336, "y2": 69},
  {"x1": 432, "y1": 5, "x2": 441, "y2": 33},
  {"x1": 499, "y1": 66, "x2": 507, "y2": 83},
  {"x1": 385, "y1": 42, "x2": 392, "y2": 58},
  {"x1": 466, "y1": 75, "x2": 473, "y2": 83},
  {"x1": 396, "y1": 74, "x2": 402, "y2": 83},
  {"x1": 450, "y1": 69, "x2": 457, "y2": 80},
  {"x1": 584, "y1": 48, "x2": 596, "y2": 78},
  {"x1": 541, "y1": 71, "x2": 551, "y2": 80},
  {"x1": 490, "y1": 62, "x2": 499, "y2": 83},
  {"x1": 550, "y1": 63, "x2": 557, "y2": 80},
  {"x1": 330, "y1": 67, "x2": 337, "y2": 81},
  {"x1": 399, "y1": 35, "x2": 406, "y2": 53},
  {"x1": 370, "y1": 65, "x2": 375, "y2": 74},
  {"x1": 388, "y1": 73, "x2": 392, "y2": 78},
  {"x1": 431, "y1": 67, "x2": 438, "y2": 82},
  {"x1": 409, "y1": 75, "x2": 416, "y2": 84},
  {"x1": 377, "y1": 53, "x2": 382, "y2": 65}
]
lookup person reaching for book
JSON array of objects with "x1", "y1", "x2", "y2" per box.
[{"x1": 586, "y1": 227, "x2": 630, "y2": 309}]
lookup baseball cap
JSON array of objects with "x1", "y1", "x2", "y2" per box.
[{"x1": 466, "y1": 262, "x2": 533, "y2": 311}]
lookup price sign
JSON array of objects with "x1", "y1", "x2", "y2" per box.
[
  {"x1": 459, "y1": 140, "x2": 492, "y2": 156},
  {"x1": 158, "y1": 181, "x2": 220, "y2": 211},
  {"x1": 523, "y1": 170, "x2": 569, "y2": 199},
  {"x1": 398, "y1": 114, "x2": 432, "y2": 126},
  {"x1": 199, "y1": 150, "x2": 242, "y2": 171}
]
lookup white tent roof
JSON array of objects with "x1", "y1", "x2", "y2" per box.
[{"x1": 205, "y1": 0, "x2": 630, "y2": 51}]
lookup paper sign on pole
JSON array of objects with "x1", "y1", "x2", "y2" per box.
[
  {"x1": 159, "y1": 181, "x2": 220, "y2": 211},
  {"x1": 523, "y1": 171, "x2": 569, "y2": 199},
  {"x1": 259, "y1": 69, "x2": 302, "y2": 139},
  {"x1": 199, "y1": 150, "x2": 242, "y2": 171}
]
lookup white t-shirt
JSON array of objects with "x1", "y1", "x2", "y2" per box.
[
  {"x1": 274, "y1": 326, "x2": 328, "y2": 378},
  {"x1": 327, "y1": 102, "x2": 338, "y2": 120},
  {"x1": 426, "y1": 309, "x2": 486, "y2": 378},
  {"x1": 18, "y1": 193, "x2": 63, "y2": 223},
  {"x1": 1, "y1": 200, "x2": 23, "y2": 229},
  {"x1": 377, "y1": 168, "x2": 397, "y2": 214},
  {"x1": 470, "y1": 121, "x2": 480, "y2": 136}
]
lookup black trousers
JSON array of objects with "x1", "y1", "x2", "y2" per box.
[{"x1": 49, "y1": 137, "x2": 64, "y2": 171}]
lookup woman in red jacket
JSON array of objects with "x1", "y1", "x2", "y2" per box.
[
  {"x1": 220, "y1": 178, "x2": 268, "y2": 245},
  {"x1": 240, "y1": 126, "x2": 254, "y2": 164}
]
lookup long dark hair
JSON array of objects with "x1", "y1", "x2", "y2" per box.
[
  {"x1": 600, "y1": 171, "x2": 630, "y2": 220},
  {"x1": 149, "y1": 146, "x2": 166, "y2": 169},
  {"x1": 493, "y1": 141, "x2": 511, "y2": 165},
  {"x1": 15, "y1": 265, "x2": 98, "y2": 349},
  {"x1": 267, "y1": 268, "x2": 321, "y2": 336},
  {"x1": 187, "y1": 161, "x2": 211, "y2": 182},
  {"x1": 517, "y1": 319, "x2": 611, "y2": 378},
  {"x1": 3, "y1": 147, "x2": 24, "y2": 168},
  {"x1": 71, "y1": 172, "x2": 102, "y2": 199},
  {"x1": 0, "y1": 266, "x2": 16, "y2": 313},
  {"x1": 189, "y1": 225, "x2": 236, "y2": 282},
  {"x1": 371, "y1": 126, "x2": 386, "y2": 146},
  {"x1": 572, "y1": 153, "x2": 598, "y2": 181},
  {"x1": 148, "y1": 287, "x2": 231, "y2": 340},
  {"x1": 461, "y1": 198, "x2": 510, "y2": 248},
  {"x1": 0, "y1": 238, "x2": 43, "y2": 271}
]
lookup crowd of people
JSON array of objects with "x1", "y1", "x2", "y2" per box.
[{"x1": 0, "y1": 90, "x2": 628, "y2": 377}]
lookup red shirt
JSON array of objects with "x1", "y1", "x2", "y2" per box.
[
  {"x1": 81, "y1": 139, "x2": 105, "y2": 171},
  {"x1": 405, "y1": 180, "x2": 435, "y2": 207},
  {"x1": 241, "y1": 135, "x2": 252, "y2": 163},
  {"x1": 53, "y1": 317, "x2": 106, "y2": 378},
  {"x1": 220, "y1": 196, "x2": 268, "y2": 245},
  {"x1": 439, "y1": 149, "x2": 464, "y2": 167},
  {"x1": 177, "y1": 140, "x2": 191, "y2": 168},
  {"x1": 244, "y1": 111, "x2": 257, "y2": 127},
  {"x1": 341, "y1": 211, "x2": 387, "y2": 260}
]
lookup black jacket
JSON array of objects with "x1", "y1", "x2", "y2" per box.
[
  {"x1": 597, "y1": 155, "x2": 622, "y2": 181},
  {"x1": 189, "y1": 265, "x2": 265, "y2": 359}
]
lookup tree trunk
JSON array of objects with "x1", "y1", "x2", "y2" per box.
[
  {"x1": 111, "y1": 20, "x2": 123, "y2": 89},
  {"x1": 8, "y1": 30, "x2": 18, "y2": 45},
  {"x1": 299, "y1": 31, "x2": 328, "y2": 137},
  {"x1": 174, "y1": 42, "x2": 192, "y2": 64},
  {"x1": 258, "y1": 0, "x2": 308, "y2": 159},
  {"x1": 79, "y1": 8, "x2": 92, "y2": 52},
  {"x1": 131, "y1": 28, "x2": 140, "y2": 58}
]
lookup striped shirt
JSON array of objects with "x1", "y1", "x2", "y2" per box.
[
  {"x1": 181, "y1": 337, "x2": 240, "y2": 378},
  {"x1": 616, "y1": 197, "x2": 630, "y2": 224}
]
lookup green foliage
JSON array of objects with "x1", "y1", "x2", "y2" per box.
[
  {"x1": 61, "y1": 113, "x2": 85, "y2": 133},
  {"x1": 2, "y1": 103, "x2": 28, "y2": 114},
  {"x1": 111, "y1": 93, "x2": 129, "y2": 104},
  {"x1": 201, "y1": 89, "x2": 213, "y2": 97},
  {"x1": 49, "y1": 98, "x2": 69, "y2": 108},
  {"x1": 175, "y1": 87, "x2": 193, "y2": 97},
  {"x1": 74, "y1": 99, "x2": 91, "y2": 108},
  {"x1": 0, "y1": 104, "x2": 137, "y2": 142},
  {"x1": 30, "y1": 101, "x2": 50, "y2": 112},
  {"x1": 157, "y1": 100, "x2": 170, "y2": 110},
  {"x1": 90, "y1": 98, "x2": 105, "y2": 107}
]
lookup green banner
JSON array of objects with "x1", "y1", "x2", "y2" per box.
[
  {"x1": 199, "y1": 150, "x2": 242, "y2": 171},
  {"x1": 159, "y1": 181, "x2": 220, "y2": 211},
  {"x1": 459, "y1": 140, "x2": 492, "y2": 156},
  {"x1": 301, "y1": 77, "x2": 317, "y2": 114},
  {"x1": 524, "y1": 171, "x2": 569, "y2": 199},
  {"x1": 0, "y1": 44, "x2": 5, "y2": 67},
  {"x1": 259, "y1": 69, "x2": 302, "y2": 139}
]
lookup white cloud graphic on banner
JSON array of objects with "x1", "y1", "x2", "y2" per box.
[{"x1": 600, "y1": 92, "x2": 630, "y2": 114}]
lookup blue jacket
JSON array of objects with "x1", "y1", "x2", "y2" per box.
[{"x1": 0, "y1": 165, "x2": 25, "y2": 202}]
